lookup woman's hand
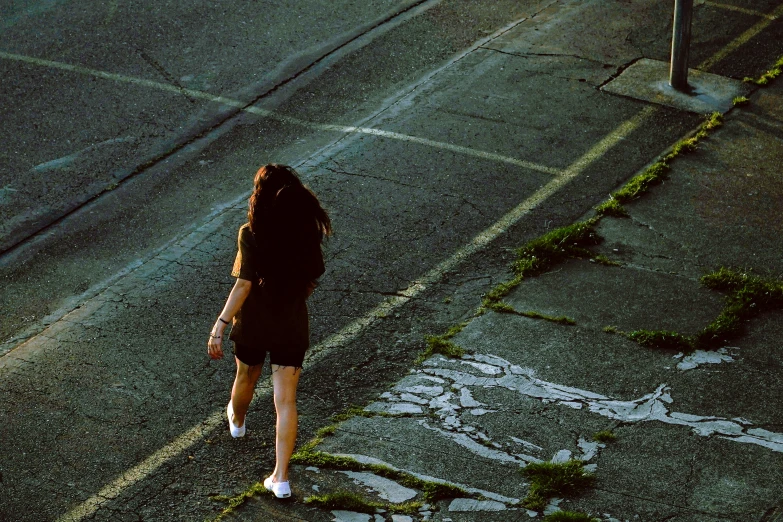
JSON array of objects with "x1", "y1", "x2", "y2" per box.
[
  {"x1": 208, "y1": 322, "x2": 225, "y2": 360},
  {"x1": 208, "y1": 279, "x2": 251, "y2": 360}
]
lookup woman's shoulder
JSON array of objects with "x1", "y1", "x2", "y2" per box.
[
  {"x1": 237, "y1": 223, "x2": 257, "y2": 246},
  {"x1": 238, "y1": 222, "x2": 253, "y2": 237}
]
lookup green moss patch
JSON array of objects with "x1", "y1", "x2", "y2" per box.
[
  {"x1": 745, "y1": 55, "x2": 783, "y2": 86},
  {"x1": 612, "y1": 161, "x2": 671, "y2": 203},
  {"x1": 608, "y1": 112, "x2": 722, "y2": 207},
  {"x1": 416, "y1": 335, "x2": 466, "y2": 363},
  {"x1": 304, "y1": 491, "x2": 422, "y2": 515},
  {"x1": 513, "y1": 219, "x2": 601, "y2": 277},
  {"x1": 626, "y1": 329, "x2": 693, "y2": 352},
  {"x1": 521, "y1": 460, "x2": 595, "y2": 511},
  {"x1": 695, "y1": 267, "x2": 783, "y2": 349},
  {"x1": 595, "y1": 197, "x2": 628, "y2": 218},
  {"x1": 733, "y1": 95, "x2": 750, "y2": 106},
  {"x1": 592, "y1": 430, "x2": 616, "y2": 443},
  {"x1": 602, "y1": 269, "x2": 783, "y2": 352},
  {"x1": 544, "y1": 511, "x2": 601, "y2": 522},
  {"x1": 208, "y1": 482, "x2": 268, "y2": 521}
]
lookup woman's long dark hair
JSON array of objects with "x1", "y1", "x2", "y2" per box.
[{"x1": 248, "y1": 164, "x2": 332, "y2": 280}]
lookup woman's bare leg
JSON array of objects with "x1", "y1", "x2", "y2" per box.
[
  {"x1": 270, "y1": 365, "x2": 301, "y2": 483},
  {"x1": 231, "y1": 357, "x2": 262, "y2": 427}
]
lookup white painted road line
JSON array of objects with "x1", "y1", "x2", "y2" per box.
[
  {"x1": 54, "y1": 104, "x2": 655, "y2": 522},
  {"x1": 0, "y1": 50, "x2": 561, "y2": 176},
  {"x1": 698, "y1": 2, "x2": 783, "y2": 71}
]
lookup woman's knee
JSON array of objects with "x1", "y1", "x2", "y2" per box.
[
  {"x1": 273, "y1": 386, "x2": 297, "y2": 408},
  {"x1": 272, "y1": 366, "x2": 299, "y2": 407}
]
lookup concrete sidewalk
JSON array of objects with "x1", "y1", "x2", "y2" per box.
[{"x1": 224, "y1": 15, "x2": 783, "y2": 522}]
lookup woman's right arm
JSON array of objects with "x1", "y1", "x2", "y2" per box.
[{"x1": 207, "y1": 278, "x2": 252, "y2": 360}]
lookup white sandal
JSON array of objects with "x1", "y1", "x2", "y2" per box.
[
  {"x1": 264, "y1": 476, "x2": 291, "y2": 498},
  {"x1": 226, "y1": 401, "x2": 246, "y2": 438}
]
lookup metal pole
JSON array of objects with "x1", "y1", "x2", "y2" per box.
[{"x1": 670, "y1": 0, "x2": 694, "y2": 91}]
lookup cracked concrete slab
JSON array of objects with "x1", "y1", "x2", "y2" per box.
[
  {"x1": 602, "y1": 85, "x2": 783, "y2": 277},
  {"x1": 502, "y1": 258, "x2": 725, "y2": 336},
  {"x1": 575, "y1": 422, "x2": 783, "y2": 521}
]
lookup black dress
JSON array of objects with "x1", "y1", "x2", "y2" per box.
[{"x1": 228, "y1": 223, "x2": 325, "y2": 352}]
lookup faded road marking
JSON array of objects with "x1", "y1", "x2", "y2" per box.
[
  {"x1": 0, "y1": 50, "x2": 560, "y2": 176},
  {"x1": 698, "y1": 2, "x2": 783, "y2": 71},
  {"x1": 703, "y1": 1, "x2": 779, "y2": 21},
  {"x1": 55, "y1": 413, "x2": 224, "y2": 522},
  {"x1": 53, "y1": 105, "x2": 652, "y2": 522}
]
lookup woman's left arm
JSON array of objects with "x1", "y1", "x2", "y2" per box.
[{"x1": 207, "y1": 278, "x2": 253, "y2": 360}]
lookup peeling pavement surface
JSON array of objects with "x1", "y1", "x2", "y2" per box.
[{"x1": 1, "y1": 1, "x2": 783, "y2": 521}]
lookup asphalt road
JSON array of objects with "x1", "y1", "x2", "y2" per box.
[{"x1": 1, "y1": 0, "x2": 781, "y2": 520}]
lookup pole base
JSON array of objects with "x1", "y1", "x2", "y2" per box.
[{"x1": 602, "y1": 59, "x2": 750, "y2": 114}]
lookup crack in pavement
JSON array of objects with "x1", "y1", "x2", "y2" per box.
[
  {"x1": 135, "y1": 48, "x2": 197, "y2": 104},
  {"x1": 322, "y1": 164, "x2": 488, "y2": 217},
  {"x1": 479, "y1": 46, "x2": 618, "y2": 69}
]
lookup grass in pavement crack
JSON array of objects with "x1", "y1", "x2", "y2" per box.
[
  {"x1": 208, "y1": 482, "x2": 268, "y2": 522},
  {"x1": 521, "y1": 460, "x2": 595, "y2": 511},
  {"x1": 695, "y1": 267, "x2": 783, "y2": 349},
  {"x1": 331, "y1": 404, "x2": 401, "y2": 423},
  {"x1": 592, "y1": 430, "x2": 616, "y2": 443},
  {"x1": 417, "y1": 335, "x2": 465, "y2": 363},
  {"x1": 744, "y1": 55, "x2": 783, "y2": 85},
  {"x1": 416, "y1": 321, "x2": 469, "y2": 363},
  {"x1": 478, "y1": 218, "x2": 601, "y2": 311},
  {"x1": 603, "y1": 327, "x2": 696, "y2": 353},
  {"x1": 626, "y1": 329, "x2": 693, "y2": 352},
  {"x1": 596, "y1": 112, "x2": 723, "y2": 217},
  {"x1": 420, "y1": 220, "x2": 603, "y2": 363},
  {"x1": 544, "y1": 511, "x2": 601, "y2": 522},
  {"x1": 304, "y1": 491, "x2": 422, "y2": 515},
  {"x1": 603, "y1": 268, "x2": 783, "y2": 352},
  {"x1": 298, "y1": 404, "x2": 407, "y2": 454},
  {"x1": 594, "y1": 196, "x2": 628, "y2": 218},
  {"x1": 512, "y1": 218, "x2": 601, "y2": 278},
  {"x1": 486, "y1": 301, "x2": 576, "y2": 325},
  {"x1": 291, "y1": 450, "x2": 471, "y2": 504}
]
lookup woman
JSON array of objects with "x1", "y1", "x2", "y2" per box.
[{"x1": 207, "y1": 163, "x2": 331, "y2": 499}]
